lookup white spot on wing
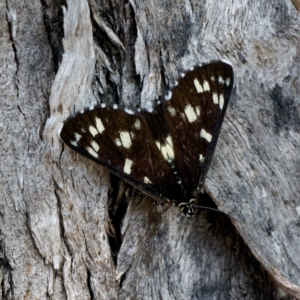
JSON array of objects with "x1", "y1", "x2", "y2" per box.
[
  {"x1": 219, "y1": 94, "x2": 224, "y2": 109},
  {"x1": 199, "y1": 154, "x2": 205, "y2": 163},
  {"x1": 75, "y1": 133, "x2": 82, "y2": 142},
  {"x1": 120, "y1": 131, "x2": 132, "y2": 148},
  {"x1": 144, "y1": 176, "x2": 152, "y2": 184},
  {"x1": 70, "y1": 141, "x2": 78, "y2": 147},
  {"x1": 89, "y1": 126, "x2": 98, "y2": 137},
  {"x1": 200, "y1": 129, "x2": 212, "y2": 142},
  {"x1": 165, "y1": 90, "x2": 172, "y2": 100},
  {"x1": 212, "y1": 93, "x2": 218, "y2": 104},
  {"x1": 113, "y1": 104, "x2": 118, "y2": 109},
  {"x1": 156, "y1": 140, "x2": 161, "y2": 148},
  {"x1": 193, "y1": 78, "x2": 203, "y2": 93},
  {"x1": 218, "y1": 76, "x2": 225, "y2": 84},
  {"x1": 203, "y1": 80, "x2": 210, "y2": 91},
  {"x1": 87, "y1": 147, "x2": 98, "y2": 158},
  {"x1": 147, "y1": 106, "x2": 153, "y2": 113},
  {"x1": 184, "y1": 104, "x2": 197, "y2": 123},
  {"x1": 155, "y1": 135, "x2": 175, "y2": 161},
  {"x1": 115, "y1": 138, "x2": 122, "y2": 146},
  {"x1": 165, "y1": 135, "x2": 174, "y2": 159},
  {"x1": 225, "y1": 78, "x2": 231, "y2": 86},
  {"x1": 211, "y1": 76, "x2": 215, "y2": 81},
  {"x1": 195, "y1": 106, "x2": 200, "y2": 116},
  {"x1": 125, "y1": 108, "x2": 134, "y2": 115},
  {"x1": 167, "y1": 106, "x2": 176, "y2": 117},
  {"x1": 95, "y1": 117, "x2": 105, "y2": 133},
  {"x1": 123, "y1": 159, "x2": 133, "y2": 174},
  {"x1": 129, "y1": 131, "x2": 135, "y2": 140},
  {"x1": 134, "y1": 119, "x2": 141, "y2": 130},
  {"x1": 91, "y1": 141, "x2": 99, "y2": 152}
]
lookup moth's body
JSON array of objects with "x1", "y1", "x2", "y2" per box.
[{"x1": 60, "y1": 62, "x2": 234, "y2": 216}]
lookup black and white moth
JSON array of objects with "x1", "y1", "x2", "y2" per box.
[{"x1": 60, "y1": 61, "x2": 234, "y2": 216}]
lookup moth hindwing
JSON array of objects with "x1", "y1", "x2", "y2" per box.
[{"x1": 60, "y1": 61, "x2": 234, "y2": 215}]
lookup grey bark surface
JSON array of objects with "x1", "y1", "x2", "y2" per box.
[{"x1": 1, "y1": 0, "x2": 300, "y2": 299}]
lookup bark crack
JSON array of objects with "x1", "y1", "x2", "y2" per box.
[
  {"x1": 24, "y1": 210, "x2": 47, "y2": 260},
  {"x1": 90, "y1": 0, "x2": 125, "y2": 51},
  {"x1": 17, "y1": 105, "x2": 26, "y2": 119},
  {"x1": 86, "y1": 268, "x2": 95, "y2": 300},
  {"x1": 53, "y1": 178, "x2": 73, "y2": 258},
  {"x1": 107, "y1": 175, "x2": 129, "y2": 266},
  {"x1": 5, "y1": 0, "x2": 19, "y2": 98},
  {"x1": 0, "y1": 232, "x2": 14, "y2": 300},
  {"x1": 40, "y1": 0, "x2": 65, "y2": 71}
]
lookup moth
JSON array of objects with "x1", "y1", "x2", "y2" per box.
[{"x1": 60, "y1": 61, "x2": 234, "y2": 216}]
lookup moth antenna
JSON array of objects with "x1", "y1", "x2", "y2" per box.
[
  {"x1": 193, "y1": 206, "x2": 229, "y2": 216},
  {"x1": 195, "y1": 206, "x2": 240, "y2": 221}
]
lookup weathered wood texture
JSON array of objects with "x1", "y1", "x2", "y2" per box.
[{"x1": 1, "y1": 0, "x2": 299, "y2": 299}]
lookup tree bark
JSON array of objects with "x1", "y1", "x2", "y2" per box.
[{"x1": 1, "y1": 0, "x2": 300, "y2": 299}]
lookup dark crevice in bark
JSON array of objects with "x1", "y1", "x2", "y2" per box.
[
  {"x1": 40, "y1": 0, "x2": 66, "y2": 72},
  {"x1": 192, "y1": 209, "x2": 281, "y2": 299},
  {"x1": 25, "y1": 210, "x2": 48, "y2": 261},
  {"x1": 53, "y1": 178, "x2": 73, "y2": 258},
  {"x1": 5, "y1": 0, "x2": 19, "y2": 98},
  {"x1": 107, "y1": 175, "x2": 129, "y2": 265},
  {"x1": 118, "y1": 271, "x2": 127, "y2": 290},
  {"x1": 269, "y1": 84, "x2": 300, "y2": 134},
  {"x1": 86, "y1": 268, "x2": 95, "y2": 300},
  {"x1": 92, "y1": 20, "x2": 121, "y2": 105},
  {"x1": 59, "y1": 143, "x2": 65, "y2": 161},
  {"x1": 159, "y1": 48, "x2": 168, "y2": 97},
  {"x1": 1, "y1": 266, "x2": 14, "y2": 300},
  {"x1": 91, "y1": 0, "x2": 140, "y2": 108},
  {"x1": 69, "y1": 168, "x2": 76, "y2": 193},
  {"x1": 17, "y1": 105, "x2": 26, "y2": 118},
  {"x1": 0, "y1": 232, "x2": 14, "y2": 300},
  {"x1": 90, "y1": 0, "x2": 125, "y2": 52}
]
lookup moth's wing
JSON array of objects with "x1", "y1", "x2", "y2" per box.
[
  {"x1": 60, "y1": 107, "x2": 180, "y2": 203},
  {"x1": 163, "y1": 62, "x2": 234, "y2": 193}
]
